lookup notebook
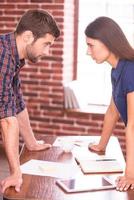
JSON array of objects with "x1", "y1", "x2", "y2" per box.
[{"x1": 75, "y1": 157, "x2": 123, "y2": 174}]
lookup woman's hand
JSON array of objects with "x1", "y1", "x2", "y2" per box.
[
  {"x1": 88, "y1": 143, "x2": 106, "y2": 155},
  {"x1": 116, "y1": 175, "x2": 134, "y2": 191}
]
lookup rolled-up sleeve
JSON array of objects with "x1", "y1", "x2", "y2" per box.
[
  {"x1": 0, "y1": 48, "x2": 25, "y2": 119},
  {"x1": 12, "y1": 72, "x2": 25, "y2": 115}
]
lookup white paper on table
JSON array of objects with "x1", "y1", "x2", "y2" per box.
[
  {"x1": 20, "y1": 159, "x2": 78, "y2": 179},
  {"x1": 52, "y1": 136, "x2": 99, "y2": 148},
  {"x1": 53, "y1": 137, "x2": 122, "y2": 159}
]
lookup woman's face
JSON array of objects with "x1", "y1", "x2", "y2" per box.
[{"x1": 86, "y1": 37, "x2": 111, "y2": 64}]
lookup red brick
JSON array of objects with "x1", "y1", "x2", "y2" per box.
[
  {"x1": 7, "y1": 0, "x2": 28, "y2": 2},
  {"x1": 52, "y1": 50, "x2": 63, "y2": 55},
  {"x1": 76, "y1": 120, "x2": 100, "y2": 127},
  {"x1": 62, "y1": 125, "x2": 86, "y2": 132},
  {"x1": 39, "y1": 124, "x2": 60, "y2": 130},
  {"x1": 92, "y1": 114, "x2": 104, "y2": 121},
  {"x1": 54, "y1": 0, "x2": 64, "y2": 3},
  {"x1": 31, "y1": 0, "x2": 52, "y2": 2},
  {"x1": 52, "y1": 11, "x2": 64, "y2": 16},
  {"x1": 22, "y1": 80, "x2": 39, "y2": 85},
  {"x1": 43, "y1": 110, "x2": 64, "y2": 117},
  {"x1": 4, "y1": 10, "x2": 24, "y2": 15},
  {"x1": 42, "y1": 4, "x2": 64, "y2": 10},
  {"x1": 52, "y1": 118, "x2": 74, "y2": 125},
  {"x1": 0, "y1": 29, "x2": 14, "y2": 33},
  {"x1": 88, "y1": 128, "x2": 102, "y2": 135},
  {"x1": 17, "y1": 4, "x2": 40, "y2": 9},
  {"x1": 29, "y1": 74, "x2": 51, "y2": 80},
  {"x1": 66, "y1": 110, "x2": 92, "y2": 119},
  {"x1": 0, "y1": 4, "x2": 15, "y2": 9},
  {"x1": 0, "y1": 16, "x2": 15, "y2": 21}
]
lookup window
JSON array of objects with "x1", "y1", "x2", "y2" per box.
[{"x1": 77, "y1": 0, "x2": 134, "y2": 106}]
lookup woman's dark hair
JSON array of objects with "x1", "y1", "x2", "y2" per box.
[
  {"x1": 85, "y1": 16, "x2": 134, "y2": 60},
  {"x1": 15, "y1": 9, "x2": 60, "y2": 39}
]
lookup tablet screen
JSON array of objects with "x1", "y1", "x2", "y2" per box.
[{"x1": 56, "y1": 175, "x2": 115, "y2": 193}]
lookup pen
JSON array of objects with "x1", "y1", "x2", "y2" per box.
[
  {"x1": 74, "y1": 143, "x2": 82, "y2": 147},
  {"x1": 95, "y1": 159, "x2": 117, "y2": 161}
]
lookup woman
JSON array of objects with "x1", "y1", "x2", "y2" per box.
[{"x1": 85, "y1": 16, "x2": 134, "y2": 191}]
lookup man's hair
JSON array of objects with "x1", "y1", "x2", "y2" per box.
[
  {"x1": 85, "y1": 16, "x2": 134, "y2": 60},
  {"x1": 15, "y1": 9, "x2": 60, "y2": 39}
]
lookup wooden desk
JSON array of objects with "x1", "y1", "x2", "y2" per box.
[{"x1": 3, "y1": 135, "x2": 134, "y2": 200}]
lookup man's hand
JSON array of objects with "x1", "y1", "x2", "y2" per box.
[
  {"x1": 26, "y1": 140, "x2": 52, "y2": 151},
  {"x1": 17, "y1": 109, "x2": 52, "y2": 151},
  {"x1": 0, "y1": 173, "x2": 23, "y2": 194}
]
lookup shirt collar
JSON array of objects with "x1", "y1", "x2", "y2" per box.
[
  {"x1": 111, "y1": 59, "x2": 126, "y2": 82},
  {"x1": 7, "y1": 32, "x2": 25, "y2": 68}
]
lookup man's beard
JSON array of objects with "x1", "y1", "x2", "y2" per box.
[{"x1": 26, "y1": 45, "x2": 38, "y2": 63}]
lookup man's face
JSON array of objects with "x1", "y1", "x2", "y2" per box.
[{"x1": 25, "y1": 33, "x2": 55, "y2": 63}]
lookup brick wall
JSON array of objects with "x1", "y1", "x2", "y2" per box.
[{"x1": 0, "y1": 0, "x2": 126, "y2": 156}]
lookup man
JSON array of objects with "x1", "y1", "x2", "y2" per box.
[{"x1": 0, "y1": 9, "x2": 60, "y2": 193}]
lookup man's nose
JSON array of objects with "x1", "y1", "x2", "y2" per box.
[{"x1": 44, "y1": 46, "x2": 50, "y2": 56}]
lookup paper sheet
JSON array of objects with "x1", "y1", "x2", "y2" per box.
[
  {"x1": 53, "y1": 136, "x2": 99, "y2": 148},
  {"x1": 20, "y1": 159, "x2": 78, "y2": 179},
  {"x1": 53, "y1": 137, "x2": 117, "y2": 160}
]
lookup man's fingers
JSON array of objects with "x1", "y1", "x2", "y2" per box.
[
  {"x1": 15, "y1": 182, "x2": 22, "y2": 192},
  {"x1": 1, "y1": 180, "x2": 11, "y2": 193},
  {"x1": 14, "y1": 178, "x2": 23, "y2": 193},
  {"x1": 0, "y1": 176, "x2": 23, "y2": 194}
]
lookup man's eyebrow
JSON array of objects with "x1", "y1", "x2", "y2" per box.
[{"x1": 45, "y1": 42, "x2": 51, "y2": 45}]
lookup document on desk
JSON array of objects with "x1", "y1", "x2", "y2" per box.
[
  {"x1": 53, "y1": 136, "x2": 98, "y2": 147},
  {"x1": 75, "y1": 158, "x2": 123, "y2": 174},
  {"x1": 20, "y1": 159, "x2": 79, "y2": 179}
]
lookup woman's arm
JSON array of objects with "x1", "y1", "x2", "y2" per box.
[
  {"x1": 116, "y1": 91, "x2": 134, "y2": 191},
  {"x1": 89, "y1": 97, "x2": 120, "y2": 152}
]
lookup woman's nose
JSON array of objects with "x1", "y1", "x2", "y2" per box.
[{"x1": 87, "y1": 48, "x2": 91, "y2": 55}]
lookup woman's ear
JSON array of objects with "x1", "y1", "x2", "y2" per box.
[{"x1": 22, "y1": 30, "x2": 34, "y2": 44}]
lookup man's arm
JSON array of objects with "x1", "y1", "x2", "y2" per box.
[
  {"x1": 0, "y1": 117, "x2": 22, "y2": 193},
  {"x1": 17, "y1": 108, "x2": 51, "y2": 151}
]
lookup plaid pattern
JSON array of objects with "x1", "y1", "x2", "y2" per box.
[{"x1": 0, "y1": 32, "x2": 25, "y2": 119}]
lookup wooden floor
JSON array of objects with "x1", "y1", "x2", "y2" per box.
[{"x1": 0, "y1": 145, "x2": 9, "y2": 200}]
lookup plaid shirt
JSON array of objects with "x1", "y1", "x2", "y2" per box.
[{"x1": 0, "y1": 32, "x2": 25, "y2": 119}]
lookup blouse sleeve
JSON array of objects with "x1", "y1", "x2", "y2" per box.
[{"x1": 123, "y1": 63, "x2": 134, "y2": 95}]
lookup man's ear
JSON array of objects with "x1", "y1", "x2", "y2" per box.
[{"x1": 22, "y1": 31, "x2": 34, "y2": 44}]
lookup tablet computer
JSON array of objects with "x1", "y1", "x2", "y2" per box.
[{"x1": 56, "y1": 175, "x2": 115, "y2": 193}]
